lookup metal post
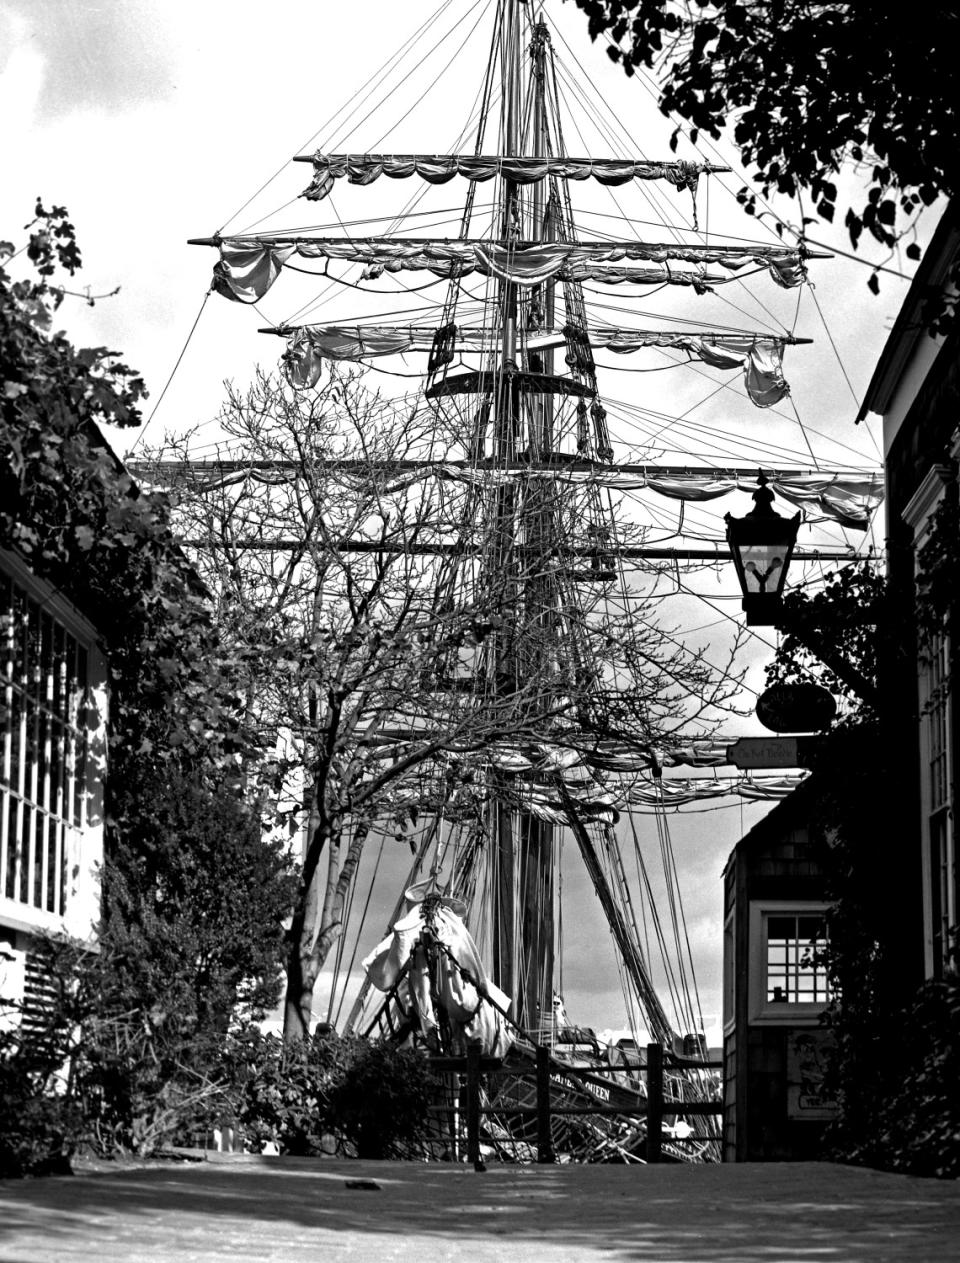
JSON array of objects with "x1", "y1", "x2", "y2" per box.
[
  {"x1": 466, "y1": 1043, "x2": 484, "y2": 1171},
  {"x1": 536, "y1": 1044, "x2": 555, "y2": 1163},
  {"x1": 645, "y1": 1042, "x2": 663, "y2": 1164}
]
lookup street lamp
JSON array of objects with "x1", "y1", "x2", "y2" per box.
[{"x1": 724, "y1": 473, "x2": 801, "y2": 626}]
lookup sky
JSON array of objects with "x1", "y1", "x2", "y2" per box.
[{"x1": 0, "y1": 0, "x2": 938, "y2": 1045}]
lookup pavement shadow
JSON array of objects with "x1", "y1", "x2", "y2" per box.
[{"x1": 2, "y1": 1158, "x2": 960, "y2": 1262}]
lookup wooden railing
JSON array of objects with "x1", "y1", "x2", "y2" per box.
[
  {"x1": 642, "y1": 1042, "x2": 723, "y2": 1164},
  {"x1": 430, "y1": 1041, "x2": 722, "y2": 1168}
]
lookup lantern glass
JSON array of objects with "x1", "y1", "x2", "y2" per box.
[{"x1": 735, "y1": 541, "x2": 790, "y2": 597}]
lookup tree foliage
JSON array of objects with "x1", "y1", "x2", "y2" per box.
[
  {"x1": 1, "y1": 205, "x2": 295, "y2": 1161},
  {"x1": 1, "y1": 202, "x2": 252, "y2": 769},
  {"x1": 765, "y1": 562, "x2": 894, "y2": 715},
  {"x1": 574, "y1": 1, "x2": 959, "y2": 322}
]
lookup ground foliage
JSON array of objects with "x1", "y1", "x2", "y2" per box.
[
  {"x1": 1, "y1": 951, "x2": 436, "y2": 1173},
  {"x1": 573, "y1": 0, "x2": 959, "y2": 327},
  {"x1": 766, "y1": 557, "x2": 960, "y2": 1177},
  {"x1": 223, "y1": 1027, "x2": 439, "y2": 1159},
  {"x1": 1, "y1": 206, "x2": 294, "y2": 1170},
  {"x1": 0, "y1": 962, "x2": 82, "y2": 1179}
]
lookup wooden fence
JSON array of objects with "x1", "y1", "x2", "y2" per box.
[{"x1": 431, "y1": 1042, "x2": 723, "y2": 1167}]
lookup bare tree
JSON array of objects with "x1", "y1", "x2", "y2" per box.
[{"x1": 149, "y1": 366, "x2": 745, "y2": 1042}]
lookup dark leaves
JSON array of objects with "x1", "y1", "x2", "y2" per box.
[{"x1": 571, "y1": 0, "x2": 959, "y2": 331}]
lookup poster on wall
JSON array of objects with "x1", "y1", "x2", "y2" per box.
[{"x1": 786, "y1": 1030, "x2": 838, "y2": 1120}]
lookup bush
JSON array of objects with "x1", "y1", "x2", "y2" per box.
[
  {"x1": 331, "y1": 1039, "x2": 439, "y2": 1159},
  {"x1": 0, "y1": 1023, "x2": 82, "y2": 1179},
  {"x1": 2, "y1": 939, "x2": 438, "y2": 1171},
  {"x1": 856, "y1": 975, "x2": 960, "y2": 1178},
  {"x1": 226, "y1": 1028, "x2": 438, "y2": 1159},
  {"x1": 225, "y1": 1028, "x2": 338, "y2": 1156}
]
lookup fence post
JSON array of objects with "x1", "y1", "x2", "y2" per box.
[
  {"x1": 536, "y1": 1044, "x2": 555, "y2": 1164},
  {"x1": 645, "y1": 1042, "x2": 663, "y2": 1164},
  {"x1": 466, "y1": 1043, "x2": 484, "y2": 1171}
]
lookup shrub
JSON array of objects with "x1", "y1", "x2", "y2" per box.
[
  {"x1": 0, "y1": 1020, "x2": 81, "y2": 1179},
  {"x1": 862, "y1": 974, "x2": 960, "y2": 1178},
  {"x1": 330, "y1": 1039, "x2": 438, "y2": 1159},
  {"x1": 226, "y1": 1028, "x2": 438, "y2": 1159}
]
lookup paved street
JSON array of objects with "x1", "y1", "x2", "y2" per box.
[{"x1": 1, "y1": 1156, "x2": 959, "y2": 1262}]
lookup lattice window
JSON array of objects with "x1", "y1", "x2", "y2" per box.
[
  {"x1": 0, "y1": 571, "x2": 91, "y2": 918},
  {"x1": 765, "y1": 914, "x2": 831, "y2": 1005}
]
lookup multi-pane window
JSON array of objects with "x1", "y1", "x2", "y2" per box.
[
  {"x1": 766, "y1": 914, "x2": 831, "y2": 1005},
  {"x1": 924, "y1": 629, "x2": 956, "y2": 971},
  {"x1": 0, "y1": 571, "x2": 91, "y2": 918}
]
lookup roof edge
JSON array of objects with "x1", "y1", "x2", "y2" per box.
[{"x1": 856, "y1": 201, "x2": 960, "y2": 424}]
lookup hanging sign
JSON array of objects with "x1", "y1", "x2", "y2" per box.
[
  {"x1": 725, "y1": 736, "x2": 821, "y2": 769},
  {"x1": 756, "y1": 683, "x2": 837, "y2": 734}
]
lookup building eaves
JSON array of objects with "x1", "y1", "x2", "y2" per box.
[{"x1": 856, "y1": 201, "x2": 960, "y2": 424}]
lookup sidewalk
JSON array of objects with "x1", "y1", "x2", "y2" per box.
[{"x1": 2, "y1": 1154, "x2": 958, "y2": 1262}]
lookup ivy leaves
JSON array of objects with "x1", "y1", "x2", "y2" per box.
[{"x1": 2, "y1": 203, "x2": 260, "y2": 771}]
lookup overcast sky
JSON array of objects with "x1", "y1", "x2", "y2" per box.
[{"x1": 1, "y1": 0, "x2": 936, "y2": 1041}]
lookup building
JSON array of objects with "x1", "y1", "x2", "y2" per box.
[
  {"x1": 0, "y1": 546, "x2": 108, "y2": 1028},
  {"x1": 722, "y1": 780, "x2": 836, "y2": 1162},
  {"x1": 857, "y1": 201, "x2": 960, "y2": 982}
]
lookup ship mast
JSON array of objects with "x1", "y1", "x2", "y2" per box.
[
  {"x1": 490, "y1": 0, "x2": 557, "y2": 1038},
  {"x1": 179, "y1": 0, "x2": 867, "y2": 1062},
  {"x1": 490, "y1": 0, "x2": 523, "y2": 1024}
]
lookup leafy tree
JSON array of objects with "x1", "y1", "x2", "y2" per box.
[
  {"x1": 1, "y1": 201, "x2": 249, "y2": 768},
  {"x1": 765, "y1": 562, "x2": 891, "y2": 713},
  {"x1": 82, "y1": 769, "x2": 296, "y2": 1153},
  {"x1": 103, "y1": 769, "x2": 295, "y2": 1036},
  {"x1": 1, "y1": 205, "x2": 295, "y2": 1156},
  {"x1": 574, "y1": 1, "x2": 959, "y2": 324}
]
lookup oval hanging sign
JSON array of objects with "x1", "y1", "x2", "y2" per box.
[{"x1": 756, "y1": 683, "x2": 837, "y2": 733}]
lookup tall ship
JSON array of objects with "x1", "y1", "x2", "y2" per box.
[{"x1": 157, "y1": 0, "x2": 881, "y2": 1162}]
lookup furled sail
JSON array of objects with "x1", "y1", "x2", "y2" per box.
[
  {"x1": 362, "y1": 888, "x2": 513, "y2": 1057},
  {"x1": 201, "y1": 236, "x2": 809, "y2": 304},
  {"x1": 336, "y1": 462, "x2": 882, "y2": 529},
  {"x1": 298, "y1": 153, "x2": 722, "y2": 220},
  {"x1": 278, "y1": 323, "x2": 793, "y2": 406},
  {"x1": 379, "y1": 768, "x2": 809, "y2": 823},
  {"x1": 147, "y1": 446, "x2": 881, "y2": 528}
]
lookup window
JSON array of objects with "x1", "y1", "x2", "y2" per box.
[
  {"x1": 0, "y1": 564, "x2": 96, "y2": 922},
  {"x1": 749, "y1": 901, "x2": 832, "y2": 1024},
  {"x1": 924, "y1": 629, "x2": 956, "y2": 972},
  {"x1": 904, "y1": 464, "x2": 957, "y2": 978},
  {"x1": 765, "y1": 913, "x2": 830, "y2": 1005}
]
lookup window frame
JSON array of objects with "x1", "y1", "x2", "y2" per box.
[
  {"x1": 0, "y1": 548, "x2": 106, "y2": 939},
  {"x1": 748, "y1": 900, "x2": 832, "y2": 1026},
  {"x1": 903, "y1": 464, "x2": 957, "y2": 978}
]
